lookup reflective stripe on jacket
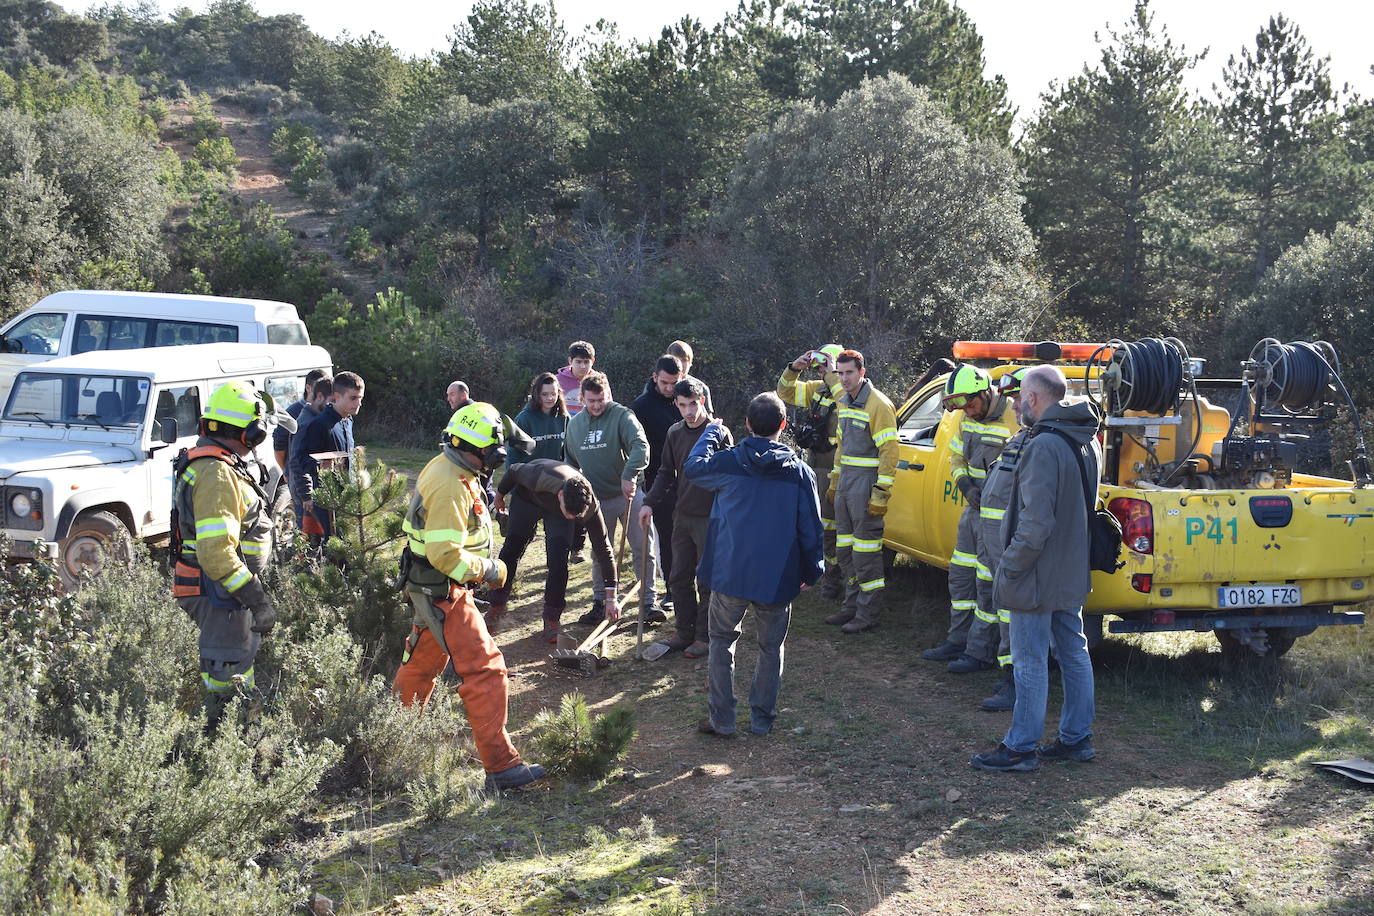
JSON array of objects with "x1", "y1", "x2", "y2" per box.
[
  {"x1": 777, "y1": 367, "x2": 843, "y2": 472},
  {"x1": 402, "y1": 446, "x2": 495, "y2": 583},
  {"x1": 174, "y1": 437, "x2": 269, "y2": 592},
  {"x1": 950, "y1": 395, "x2": 1017, "y2": 485},
  {"x1": 830, "y1": 379, "x2": 899, "y2": 488}
]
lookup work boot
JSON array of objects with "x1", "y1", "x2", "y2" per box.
[
  {"x1": 660, "y1": 634, "x2": 692, "y2": 652},
  {"x1": 484, "y1": 603, "x2": 508, "y2": 634},
  {"x1": 920, "y1": 641, "x2": 965, "y2": 662},
  {"x1": 485, "y1": 762, "x2": 547, "y2": 791},
  {"x1": 970, "y1": 743, "x2": 1039, "y2": 773},
  {"x1": 978, "y1": 669, "x2": 1016, "y2": 712},
  {"x1": 840, "y1": 619, "x2": 876, "y2": 634},
  {"x1": 541, "y1": 623, "x2": 560, "y2": 644},
  {"x1": 820, "y1": 571, "x2": 844, "y2": 600},
  {"x1": 824, "y1": 610, "x2": 855, "y2": 626},
  {"x1": 576, "y1": 600, "x2": 605, "y2": 626},
  {"x1": 684, "y1": 640, "x2": 709, "y2": 659},
  {"x1": 1038, "y1": 737, "x2": 1097, "y2": 762},
  {"x1": 947, "y1": 654, "x2": 995, "y2": 674},
  {"x1": 697, "y1": 717, "x2": 735, "y2": 738}
]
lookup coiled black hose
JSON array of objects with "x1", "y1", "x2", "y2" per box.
[
  {"x1": 1253, "y1": 339, "x2": 1330, "y2": 409},
  {"x1": 1110, "y1": 337, "x2": 1185, "y2": 415}
]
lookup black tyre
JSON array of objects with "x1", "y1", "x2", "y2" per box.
[{"x1": 59, "y1": 509, "x2": 133, "y2": 590}]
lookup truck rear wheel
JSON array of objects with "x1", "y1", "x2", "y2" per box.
[
  {"x1": 1214, "y1": 628, "x2": 1299, "y2": 661},
  {"x1": 59, "y1": 509, "x2": 133, "y2": 590}
]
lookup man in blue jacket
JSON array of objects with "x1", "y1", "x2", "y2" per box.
[{"x1": 684, "y1": 392, "x2": 825, "y2": 737}]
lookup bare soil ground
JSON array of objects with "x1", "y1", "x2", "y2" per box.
[{"x1": 306, "y1": 456, "x2": 1374, "y2": 916}]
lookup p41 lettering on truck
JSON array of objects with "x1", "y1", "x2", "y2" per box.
[{"x1": 884, "y1": 337, "x2": 1370, "y2": 661}]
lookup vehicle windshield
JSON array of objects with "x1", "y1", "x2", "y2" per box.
[{"x1": 4, "y1": 372, "x2": 151, "y2": 427}]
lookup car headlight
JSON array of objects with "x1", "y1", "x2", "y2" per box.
[{"x1": 10, "y1": 492, "x2": 31, "y2": 518}]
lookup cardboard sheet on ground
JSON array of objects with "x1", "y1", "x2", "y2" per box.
[{"x1": 1311, "y1": 759, "x2": 1374, "y2": 784}]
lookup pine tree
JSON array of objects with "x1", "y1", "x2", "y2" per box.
[
  {"x1": 529, "y1": 692, "x2": 636, "y2": 780},
  {"x1": 1216, "y1": 15, "x2": 1348, "y2": 291},
  {"x1": 289, "y1": 447, "x2": 411, "y2": 675}
]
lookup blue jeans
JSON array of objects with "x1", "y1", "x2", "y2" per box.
[
  {"x1": 707, "y1": 592, "x2": 790, "y2": 735},
  {"x1": 1004, "y1": 607, "x2": 1095, "y2": 752}
]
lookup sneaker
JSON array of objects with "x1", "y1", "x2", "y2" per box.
[
  {"x1": 569, "y1": 550, "x2": 586, "y2": 565},
  {"x1": 576, "y1": 601, "x2": 605, "y2": 626},
  {"x1": 485, "y1": 762, "x2": 546, "y2": 791},
  {"x1": 978, "y1": 674, "x2": 1016, "y2": 712},
  {"x1": 824, "y1": 610, "x2": 855, "y2": 626},
  {"x1": 642, "y1": 605, "x2": 668, "y2": 624},
  {"x1": 661, "y1": 598, "x2": 675, "y2": 614},
  {"x1": 661, "y1": 634, "x2": 693, "y2": 652},
  {"x1": 920, "y1": 641, "x2": 965, "y2": 662},
  {"x1": 697, "y1": 717, "x2": 735, "y2": 738},
  {"x1": 947, "y1": 654, "x2": 995, "y2": 674},
  {"x1": 970, "y1": 743, "x2": 1040, "y2": 772},
  {"x1": 1038, "y1": 737, "x2": 1096, "y2": 762},
  {"x1": 840, "y1": 619, "x2": 876, "y2": 634},
  {"x1": 542, "y1": 624, "x2": 560, "y2": 644},
  {"x1": 683, "y1": 640, "x2": 709, "y2": 659}
]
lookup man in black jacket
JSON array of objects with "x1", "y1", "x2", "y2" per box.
[{"x1": 631, "y1": 354, "x2": 684, "y2": 614}]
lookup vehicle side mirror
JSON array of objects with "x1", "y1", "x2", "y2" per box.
[{"x1": 158, "y1": 417, "x2": 178, "y2": 443}]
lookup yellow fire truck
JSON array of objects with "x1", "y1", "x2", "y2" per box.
[{"x1": 884, "y1": 338, "x2": 1371, "y2": 658}]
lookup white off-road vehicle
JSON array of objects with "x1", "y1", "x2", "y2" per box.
[{"x1": 0, "y1": 342, "x2": 331, "y2": 586}]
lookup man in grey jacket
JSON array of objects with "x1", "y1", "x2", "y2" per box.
[{"x1": 972, "y1": 365, "x2": 1101, "y2": 772}]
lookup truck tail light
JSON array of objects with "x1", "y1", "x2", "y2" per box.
[
  {"x1": 1132, "y1": 574, "x2": 1152, "y2": 593},
  {"x1": 1108, "y1": 496, "x2": 1154, "y2": 554}
]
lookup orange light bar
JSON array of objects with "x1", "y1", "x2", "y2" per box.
[{"x1": 952, "y1": 341, "x2": 1111, "y2": 362}]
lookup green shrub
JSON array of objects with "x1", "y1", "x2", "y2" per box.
[
  {"x1": 184, "y1": 91, "x2": 220, "y2": 141},
  {"x1": 529, "y1": 693, "x2": 636, "y2": 781},
  {"x1": 0, "y1": 548, "x2": 338, "y2": 913},
  {"x1": 192, "y1": 136, "x2": 238, "y2": 177},
  {"x1": 344, "y1": 225, "x2": 380, "y2": 267}
]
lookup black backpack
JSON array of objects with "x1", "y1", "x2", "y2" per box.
[{"x1": 1045, "y1": 427, "x2": 1125, "y2": 575}]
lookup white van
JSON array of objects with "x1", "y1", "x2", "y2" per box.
[
  {"x1": 0, "y1": 290, "x2": 311, "y2": 407},
  {"x1": 0, "y1": 342, "x2": 331, "y2": 586}
]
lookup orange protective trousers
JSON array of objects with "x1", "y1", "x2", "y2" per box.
[{"x1": 391, "y1": 586, "x2": 521, "y2": 774}]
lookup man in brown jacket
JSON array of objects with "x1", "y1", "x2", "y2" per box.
[
  {"x1": 641, "y1": 378, "x2": 733, "y2": 656},
  {"x1": 492, "y1": 459, "x2": 621, "y2": 642}
]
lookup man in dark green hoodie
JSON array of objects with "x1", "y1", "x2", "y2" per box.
[
  {"x1": 972, "y1": 365, "x2": 1101, "y2": 773},
  {"x1": 566, "y1": 370, "x2": 657, "y2": 623}
]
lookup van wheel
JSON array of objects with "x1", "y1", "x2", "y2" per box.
[
  {"x1": 1215, "y1": 628, "x2": 1299, "y2": 661},
  {"x1": 59, "y1": 510, "x2": 133, "y2": 590}
]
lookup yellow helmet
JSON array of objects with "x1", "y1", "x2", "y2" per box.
[
  {"x1": 942, "y1": 365, "x2": 992, "y2": 410},
  {"x1": 445, "y1": 401, "x2": 504, "y2": 450},
  {"x1": 201, "y1": 381, "x2": 271, "y2": 446},
  {"x1": 996, "y1": 367, "x2": 1029, "y2": 396}
]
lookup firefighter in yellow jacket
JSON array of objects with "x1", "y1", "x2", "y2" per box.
[
  {"x1": 391, "y1": 402, "x2": 545, "y2": 791},
  {"x1": 921, "y1": 365, "x2": 1017, "y2": 673},
  {"x1": 777, "y1": 343, "x2": 846, "y2": 598},
  {"x1": 825, "y1": 349, "x2": 899, "y2": 633},
  {"x1": 172, "y1": 381, "x2": 278, "y2": 730}
]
